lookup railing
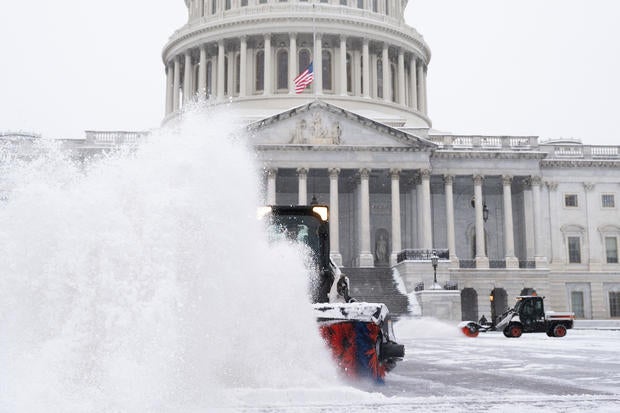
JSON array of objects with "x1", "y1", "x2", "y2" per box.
[
  {"x1": 429, "y1": 135, "x2": 538, "y2": 150},
  {"x1": 489, "y1": 260, "x2": 507, "y2": 269},
  {"x1": 519, "y1": 260, "x2": 536, "y2": 269},
  {"x1": 459, "y1": 259, "x2": 476, "y2": 269},
  {"x1": 396, "y1": 248, "x2": 450, "y2": 263},
  {"x1": 541, "y1": 144, "x2": 620, "y2": 160},
  {"x1": 443, "y1": 281, "x2": 459, "y2": 290},
  {"x1": 85, "y1": 131, "x2": 148, "y2": 145}
]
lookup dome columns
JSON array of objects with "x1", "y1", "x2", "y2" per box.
[{"x1": 163, "y1": 33, "x2": 429, "y2": 118}]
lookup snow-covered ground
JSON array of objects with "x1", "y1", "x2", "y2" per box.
[{"x1": 221, "y1": 318, "x2": 620, "y2": 412}]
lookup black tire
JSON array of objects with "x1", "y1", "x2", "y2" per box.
[
  {"x1": 546, "y1": 330, "x2": 554, "y2": 337},
  {"x1": 552, "y1": 324, "x2": 567, "y2": 338},
  {"x1": 503, "y1": 327, "x2": 511, "y2": 338},
  {"x1": 508, "y1": 323, "x2": 523, "y2": 338}
]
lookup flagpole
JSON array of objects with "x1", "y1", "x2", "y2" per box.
[{"x1": 313, "y1": 3, "x2": 316, "y2": 98}]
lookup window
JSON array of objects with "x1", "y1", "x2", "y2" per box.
[
  {"x1": 225, "y1": 0, "x2": 231, "y2": 10},
  {"x1": 224, "y1": 56, "x2": 229, "y2": 95},
  {"x1": 602, "y1": 194, "x2": 616, "y2": 208},
  {"x1": 610, "y1": 292, "x2": 620, "y2": 317},
  {"x1": 322, "y1": 50, "x2": 332, "y2": 91},
  {"x1": 346, "y1": 53, "x2": 352, "y2": 93},
  {"x1": 564, "y1": 194, "x2": 578, "y2": 207},
  {"x1": 357, "y1": 0, "x2": 363, "y2": 8},
  {"x1": 390, "y1": 63, "x2": 396, "y2": 102},
  {"x1": 212, "y1": 0, "x2": 217, "y2": 14},
  {"x1": 259, "y1": 0, "x2": 267, "y2": 3},
  {"x1": 235, "y1": 54, "x2": 240, "y2": 95},
  {"x1": 385, "y1": 0, "x2": 389, "y2": 15},
  {"x1": 340, "y1": 0, "x2": 347, "y2": 4},
  {"x1": 568, "y1": 236, "x2": 581, "y2": 263},
  {"x1": 255, "y1": 51, "x2": 264, "y2": 92},
  {"x1": 372, "y1": 0, "x2": 377, "y2": 12},
  {"x1": 298, "y1": 49, "x2": 312, "y2": 75},
  {"x1": 277, "y1": 49, "x2": 288, "y2": 90},
  {"x1": 606, "y1": 237, "x2": 618, "y2": 264},
  {"x1": 241, "y1": 0, "x2": 248, "y2": 6},
  {"x1": 376, "y1": 58, "x2": 383, "y2": 98},
  {"x1": 571, "y1": 291, "x2": 585, "y2": 318}
]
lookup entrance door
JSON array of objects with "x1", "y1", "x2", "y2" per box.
[{"x1": 571, "y1": 291, "x2": 585, "y2": 318}]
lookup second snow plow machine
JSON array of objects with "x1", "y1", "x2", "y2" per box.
[{"x1": 259, "y1": 205, "x2": 404, "y2": 382}]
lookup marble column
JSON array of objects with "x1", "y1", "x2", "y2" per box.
[
  {"x1": 390, "y1": 169, "x2": 402, "y2": 265},
  {"x1": 314, "y1": 34, "x2": 323, "y2": 95},
  {"x1": 421, "y1": 169, "x2": 433, "y2": 249},
  {"x1": 531, "y1": 176, "x2": 547, "y2": 266},
  {"x1": 198, "y1": 46, "x2": 207, "y2": 98},
  {"x1": 417, "y1": 62, "x2": 426, "y2": 114},
  {"x1": 502, "y1": 175, "x2": 518, "y2": 268},
  {"x1": 353, "y1": 50, "x2": 361, "y2": 96},
  {"x1": 227, "y1": 49, "x2": 234, "y2": 96},
  {"x1": 183, "y1": 51, "x2": 193, "y2": 103},
  {"x1": 409, "y1": 56, "x2": 418, "y2": 110},
  {"x1": 329, "y1": 168, "x2": 342, "y2": 266},
  {"x1": 474, "y1": 175, "x2": 489, "y2": 268},
  {"x1": 217, "y1": 40, "x2": 225, "y2": 100},
  {"x1": 362, "y1": 39, "x2": 370, "y2": 98},
  {"x1": 297, "y1": 167, "x2": 308, "y2": 205},
  {"x1": 173, "y1": 56, "x2": 181, "y2": 111},
  {"x1": 288, "y1": 33, "x2": 297, "y2": 94},
  {"x1": 266, "y1": 168, "x2": 277, "y2": 205},
  {"x1": 340, "y1": 36, "x2": 348, "y2": 96},
  {"x1": 240, "y1": 36, "x2": 247, "y2": 97},
  {"x1": 444, "y1": 175, "x2": 457, "y2": 264},
  {"x1": 165, "y1": 63, "x2": 173, "y2": 115},
  {"x1": 382, "y1": 44, "x2": 390, "y2": 102},
  {"x1": 359, "y1": 168, "x2": 374, "y2": 267},
  {"x1": 397, "y1": 49, "x2": 405, "y2": 105},
  {"x1": 414, "y1": 173, "x2": 423, "y2": 247},
  {"x1": 264, "y1": 34, "x2": 271, "y2": 95}
]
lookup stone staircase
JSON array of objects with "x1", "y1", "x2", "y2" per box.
[{"x1": 341, "y1": 267, "x2": 410, "y2": 318}]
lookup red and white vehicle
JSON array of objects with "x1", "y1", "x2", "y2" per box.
[{"x1": 460, "y1": 295, "x2": 575, "y2": 338}]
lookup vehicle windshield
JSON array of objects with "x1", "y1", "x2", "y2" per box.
[
  {"x1": 266, "y1": 213, "x2": 322, "y2": 260},
  {"x1": 513, "y1": 299, "x2": 523, "y2": 314}
]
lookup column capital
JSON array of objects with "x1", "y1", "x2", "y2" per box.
[
  {"x1": 329, "y1": 167, "x2": 341, "y2": 177},
  {"x1": 545, "y1": 180, "x2": 558, "y2": 191},
  {"x1": 583, "y1": 182, "x2": 595, "y2": 191},
  {"x1": 502, "y1": 175, "x2": 513, "y2": 186},
  {"x1": 389, "y1": 168, "x2": 401, "y2": 179},
  {"x1": 420, "y1": 168, "x2": 431, "y2": 179},
  {"x1": 359, "y1": 168, "x2": 371, "y2": 179},
  {"x1": 473, "y1": 174, "x2": 484, "y2": 185},
  {"x1": 315, "y1": 33, "x2": 323, "y2": 41},
  {"x1": 217, "y1": 39, "x2": 224, "y2": 47},
  {"x1": 443, "y1": 174, "x2": 454, "y2": 185},
  {"x1": 240, "y1": 35, "x2": 247, "y2": 42},
  {"x1": 288, "y1": 32, "x2": 297, "y2": 40},
  {"x1": 410, "y1": 173, "x2": 421, "y2": 186},
  {"x1": 296, "y1": 167, "x2": 308, "y2": 176},
  {"x1": 530, "y1": 175, "x2": 542, "y2": 186},
  {"x1": 266, "y1": 167, "x2": 278, "y2": 177}
]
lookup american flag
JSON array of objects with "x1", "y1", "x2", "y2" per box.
[{"x1": 293, "y1": 62, "x2": 314, "y2": 94}]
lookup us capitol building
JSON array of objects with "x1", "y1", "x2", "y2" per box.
[{"x1": 3, "y1": 0, "x2": 620, "y2": 321}]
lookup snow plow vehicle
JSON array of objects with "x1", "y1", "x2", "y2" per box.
[
  {"x1": 459, "y1": 295, "x2": 575, "y2": 338},
  {"x1": 259, "y1": 205, "x2": 404, "y2": 381}
]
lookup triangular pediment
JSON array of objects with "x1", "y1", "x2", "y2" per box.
[{"x1": 247, "y1": 100, "x2": 435, "y2": 150}]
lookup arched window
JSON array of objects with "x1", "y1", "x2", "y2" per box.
[
  {"x1": 390, "y1": 63, "x2": 396, "y2": 102},
  {"x1": 322, "y1": 50, "x2": 332, "y2": 91},
  {"x1": 346, "y1": 53, "x2": 352, "y2": 94},
  {"x1": 255, "y1": 50, "x2": 264, "y2": 92},
  {"x1": 235, "y1": 54, "x2": 240, "y2": 95},
  {"x1": 277, "y1": 49, "x2": 288, "y2": 90},
  {"x1": 376, "y1": 58, "x2": 383, "y2": 98},
  {"x1": 206, "y1": 61, "x2": 213, "y2": 96},
  {"x1": 298, "y1": 48, "x2": 312, "y2": 73}
]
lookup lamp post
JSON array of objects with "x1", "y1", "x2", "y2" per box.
[{"x1": 430, "y1": 253, "x2": 441, "y2": 289}]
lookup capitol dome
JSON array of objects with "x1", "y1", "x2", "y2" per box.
[{"x1": 162, "y1": 0, "x2": 431, "y2": 128}]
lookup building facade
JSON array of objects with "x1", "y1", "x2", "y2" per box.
[{"x1": 3, "y1": 1, "x2": 619, "y2": 319}]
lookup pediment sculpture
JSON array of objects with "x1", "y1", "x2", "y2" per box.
[{"x1": 289, "y1": 113, "x2": 342, "y2": 145}]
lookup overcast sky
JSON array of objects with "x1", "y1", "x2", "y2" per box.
[{"x1": 1, "y1": 0, "x2": 618, "y2": 145}]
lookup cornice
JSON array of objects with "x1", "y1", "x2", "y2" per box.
[
  {"x1": 163, "y1": 13, "x2": 430, "y2": 63},
  {"x1": 254, "y1": 144, "x2": 430, "y2": 153},
  {"x1": 541, "y1": 159, "x2": 620, "y2": 169},
  {"x1": 431, "y1": 150, "x2": 547, "y2": 161}
]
